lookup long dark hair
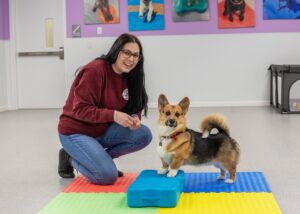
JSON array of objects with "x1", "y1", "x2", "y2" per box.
[{"x1": 99, "y1": 33, "x2": 148, "y2": 116}]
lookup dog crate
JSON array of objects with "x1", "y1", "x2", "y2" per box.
[{"x1": 269, "y1": 64, "x2": 300, "y2": 114}]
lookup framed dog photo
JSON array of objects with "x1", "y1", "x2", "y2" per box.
[
  {"x1": 217, "y1": 0, "x2": 256, "y2": 29},
  {"x1": 84, "y1": 0, "x2": 120, "y2": 24},
  {"x1": 128, "y1": 0, "x2": 165, "y2": 31},
  {"x1": 173, "y1": 0, "x2": 210, "y2": 22},
  {"x1": 263, "y1": 0, "x2": 300, "y2": 19}
]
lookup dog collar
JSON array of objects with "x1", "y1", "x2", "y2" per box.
[
  {"x1": 160, "y1": 131, "x2": 183, "y2": 140},
  {"x1": 159, "y1": 132, "x2": 183, "y2": 147}
]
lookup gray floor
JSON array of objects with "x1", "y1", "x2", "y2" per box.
[{"x1": 0, "y1": 107, "x2": 299, "y2": 213}]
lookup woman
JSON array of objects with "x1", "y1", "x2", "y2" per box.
[{"x1": 58, "y1": 33, "x2": 152, "y2": 185}]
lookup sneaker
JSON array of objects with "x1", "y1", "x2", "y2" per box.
[
  {"x1": 117, "y1": 170, "x2": 124, "y2": 177},
  {"x1": 58, "y1": 148, "x2": 75, "y2": 178}
]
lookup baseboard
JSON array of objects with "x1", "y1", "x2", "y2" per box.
[
  {"x1": 0, "y1": 102, "x2": 269, "y2": 111},
  {"x1": 0, "y1": 105, "x2": 8, "y2": 112},
  {"x1": 148, "y1": 101, "x2": 269, "y2": 108}
]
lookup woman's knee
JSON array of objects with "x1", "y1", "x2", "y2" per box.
[
  {"x1": 136, "y1": 125, "x2": 152, "y2": 148},
  {"x1": 89, "y1": 169, "x2": 118, "y2": 185}
]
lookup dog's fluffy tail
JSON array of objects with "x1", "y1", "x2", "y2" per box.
[{"x1": 200, "y1": 113, "x2": 230, "y2": 137}]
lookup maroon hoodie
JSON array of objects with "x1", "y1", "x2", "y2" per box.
[{"x1": 58, "y1": 59, "x2": 128, "y2": 137}]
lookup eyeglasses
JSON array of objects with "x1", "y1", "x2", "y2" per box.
[{"x1": 120, "y1": 49, "x2": 141, "y2": 61}]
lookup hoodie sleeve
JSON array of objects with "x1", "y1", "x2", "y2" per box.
[{"x1": 71, "y1": 67, "x2": 115, "y2": 123}]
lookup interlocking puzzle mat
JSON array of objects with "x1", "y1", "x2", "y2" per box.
[
  {"x1": 39, "y1": 172, "x2": 282, "y2": 214},
  {"x1": 184, "y1": 172, "x2": 271, "y2": 193},
  {"x1": 38, "y1": 193, "x2": 156, "y2": 214},
  {"x1": 158, "y1": 193, "x2": 281, "y2": 214},
  {"x1": 64, "y1": 173, "x2": 137, "y2": 193}
]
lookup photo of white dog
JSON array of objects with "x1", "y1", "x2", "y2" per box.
[{"x1": 139, "y1": 0, "x2": 154, "y2": 22}]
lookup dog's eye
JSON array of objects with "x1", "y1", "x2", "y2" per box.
[
  {"x1": 175, "y1": 112, "x2": 180, "y2": 117},
  {"x1": 165, "y1": 111, "x2": 170, "y2": 116}
]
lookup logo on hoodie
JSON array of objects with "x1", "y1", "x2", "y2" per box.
[{"x1": 122, "y1": 88, "x2": 129, "y2": 101}]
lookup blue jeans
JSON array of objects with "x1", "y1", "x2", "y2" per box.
[{"x1": 59, "y1": 123, "x2": 152, "y2": 185}]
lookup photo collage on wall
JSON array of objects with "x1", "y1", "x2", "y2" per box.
[
  {"x1": 82, "y1": 0, "x2": 300, "y2": 32},
  {"x1": 263, "y1": 0, "x2": 300, "y2": 19}
]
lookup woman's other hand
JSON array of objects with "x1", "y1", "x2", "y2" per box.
[
  {"x1": 129, "y1": 114, "x2": 141, "y2": 130},
  {"x1": 114, "y1": 111, "x2": 135, "y2": 128}
]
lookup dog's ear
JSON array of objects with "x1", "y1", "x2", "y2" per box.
[
  {"x1": 158, "y1": 94, "x2": 169, "y2": 112},
  {"x1": 178, "y1": 97, "x2": 190, "y2": 115}
]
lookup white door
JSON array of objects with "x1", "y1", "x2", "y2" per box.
[{"x1": 14, "y1": 0, "x2": 66, "y2": 108}]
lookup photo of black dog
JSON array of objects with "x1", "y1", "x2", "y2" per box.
[
  {"x1": 223, "y1": 0, "x2": 246, "y2": 22},
  {"x1": 92, "y1": 0, "x2": 113, "y2": 22}
]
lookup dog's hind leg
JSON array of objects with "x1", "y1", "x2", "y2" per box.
[
  {"x1": 214, "y1": 162, "x2": 226, "y2": 180},
  {"x1": 225, "y1": 166, "x2": 236, "y2": 183},
  {"x1": 217, "y1": 168, "x2": 226, "y2": 180}
]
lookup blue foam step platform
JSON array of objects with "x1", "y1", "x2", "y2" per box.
[
  {"x1": 184, "y1": 172, "x2": 271, "y2": 193},
  {"x1": 127, "y1": 170, "x2": 185, "y2": 208}
]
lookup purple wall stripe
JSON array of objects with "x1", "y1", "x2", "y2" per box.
[
  {"x1": 0, "y1": 0, "x2": 10, "y2": 40},
  {"x1": 66, "y1": 0, "x2": 300, "y2": 38}
]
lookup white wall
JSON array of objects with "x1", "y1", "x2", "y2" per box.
[
  {"x1": 0, "y1": 40, "x2": 8, "y2": 111},
  {"x1": 65, "y1": 32, "x2": 300, "y2": 107}
]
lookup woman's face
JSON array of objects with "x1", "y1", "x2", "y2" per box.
[{"x1": 112, "y1": 42, "x2": 141, "y2": 74}]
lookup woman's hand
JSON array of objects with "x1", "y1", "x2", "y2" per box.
[
  {"x1": 129, "y1": 114, "x2": 141, "y2": 130},
  {"x1": 114, "y1": 111, "x2": 135, "y2": 128}
]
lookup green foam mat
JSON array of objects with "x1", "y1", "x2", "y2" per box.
[{"x1": 38, "y1": 193, "x2": 156, "y2": 214}]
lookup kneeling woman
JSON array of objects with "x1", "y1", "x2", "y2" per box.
[{"x1": 57, "y1": 33, "x2": 152, "y2": 185}]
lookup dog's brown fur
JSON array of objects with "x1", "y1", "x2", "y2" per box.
[{"x1": 157, "y1": 94, "x2": 240, "y2": 183}]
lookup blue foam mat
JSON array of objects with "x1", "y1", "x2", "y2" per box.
[{"x1": 183, "y1": 172, "x2": 271, "y2": 193}]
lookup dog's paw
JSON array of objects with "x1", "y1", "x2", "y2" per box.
[
  {"x1": 225, "y1": 178, "x2": 234, "y2": 184},
  {"x1": 147, "y1": 14, "x2": 152, "y2": 22},
  {"x1": 157, "y1": 168, "x2": 168, "y2": 174},
  {"x1": 167, "y1": 169, "x2": 178, "y2": 177},
  {"x1": 217, "y1": 174, "x2": 226, "y2": 180}
]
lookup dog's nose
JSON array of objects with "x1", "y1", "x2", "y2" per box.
[
  {"x1": 169, "y1": 119, "x2": 175, "y2": 124},
  {"x1": 166, "y1": 119, "x2": 177, "y2": 127}
]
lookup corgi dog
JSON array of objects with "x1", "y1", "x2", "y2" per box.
[
  {"x1": 156, "y1": 94, "x2": 240, "y2": 183},
  {"x1": 139, "y1": 0, "x2": 154, "y2": 22}
]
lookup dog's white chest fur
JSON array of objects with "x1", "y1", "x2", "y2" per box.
[
  {"x1": 156, "y1": 138, "x2": 173, "y2": 164},
  {"x1": 156, "y1": 125, "x2": 175, "y2": 165}
]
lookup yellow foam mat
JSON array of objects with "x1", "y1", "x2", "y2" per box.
[{"x1": 158, "y1": 193, "x2": 281, "y2": 214}]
